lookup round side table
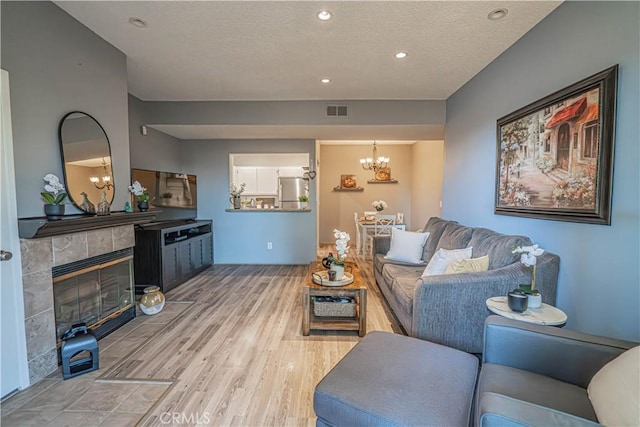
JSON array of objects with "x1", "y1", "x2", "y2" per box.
[{"x1": 486, "y1": 296, "x2": 567, "y2": 326}]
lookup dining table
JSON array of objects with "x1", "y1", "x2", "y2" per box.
[{"x1": 357, "y1": 217, "x2": 406, "y2": 256}]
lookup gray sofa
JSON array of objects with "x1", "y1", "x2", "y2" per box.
[
  {"x1": 314, "y1": 316, "x2": 638, "y2": 426},
  {"x1": 373, "y1": 217, "x2": 560, "y2": 353}
]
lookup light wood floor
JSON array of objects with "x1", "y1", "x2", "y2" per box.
[{"x1": 1, "y1": 246, "x2": 400, "y2": 426}]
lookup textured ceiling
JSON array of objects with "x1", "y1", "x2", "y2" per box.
[{"x1": 56, "y1": 1, "x2": 561, "y2": 102}]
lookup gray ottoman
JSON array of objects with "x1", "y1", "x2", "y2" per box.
[{"x1": 314, "y1": 331, "x2": 479, "y2": 426}]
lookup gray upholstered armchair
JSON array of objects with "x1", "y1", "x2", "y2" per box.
[
  {"x1": 477, "y1": 316, "x2": 636, "y2": 426},
  {"x1": 314, "y1": 316, "x2": 638, "y2": 426}
]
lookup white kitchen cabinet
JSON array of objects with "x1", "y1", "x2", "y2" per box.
[
  {"x1": 278, "y1": 167, "x2": 305, "y2": 177},
  {"x1": 256, "y1": 168, "x2": 279, "y2": 194},
  {"x1": 235, "y1": 167, "x2": 258, "y2": 194},
  {"x1": 234, "y1": 167, "x2": 279, "y2": 195}
]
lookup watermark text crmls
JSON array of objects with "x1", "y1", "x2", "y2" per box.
[{"x1": 159, "y1": 412, "x2": 212, "y2": 425}]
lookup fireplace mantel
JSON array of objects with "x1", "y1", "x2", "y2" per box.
[{"x1": 19, "y1": 211, "x2": 156, "y2": 239}]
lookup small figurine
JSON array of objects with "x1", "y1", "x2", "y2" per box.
[
  {"x1": 80, "y1": 192, "x2": 95, "y2": 213},
  {"x1": 124, "y1": 201, "x2": 133, "y2": 213},
  {"x1": 96, "y1": 190, "x2": 110, "y2": 216}
]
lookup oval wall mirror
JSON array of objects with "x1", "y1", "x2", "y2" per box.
[{"x1": 58, "y1": 111, "x2": 114, "y2": 213}]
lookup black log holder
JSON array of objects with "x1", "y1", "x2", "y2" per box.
[{"x1": 60, "y1": 323, "x2": 99, "y2": 380}]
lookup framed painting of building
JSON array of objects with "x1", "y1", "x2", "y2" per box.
[{"x1": 495, "y1": 65, "x2": 617, "y2": 225}]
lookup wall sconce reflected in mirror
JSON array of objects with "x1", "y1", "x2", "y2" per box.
[{"x1": 89, "y1": 158, "x2": 113, "y2": 190}]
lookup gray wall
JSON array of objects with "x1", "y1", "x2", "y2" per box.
[
  {"x1": 443, "y1": 1, "x2": 639, "y2": 341},
  {"x1": 142, "y1": 100, "x2": 445, "y2": 126},
  {"x1": 180, "y1": 139, "x2": 317, "y2": 264},
  {"x1": 1, "y1": 1, "x2": 130, "y2": 217},
  {"x1": 128, "y1": 95, "x2": 183, "y2": 173}
]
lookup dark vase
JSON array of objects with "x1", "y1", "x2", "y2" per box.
[
  {"x1": 508, "y1": 291, "x2": 529, "y2": 313},
  {"x1": 44, "y1": 204, "x2": 64, "y2": 220},
  {"x1": 138, "y1": 200, "x2": 149, "y2": 212}
]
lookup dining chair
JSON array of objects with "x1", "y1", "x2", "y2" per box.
[
  {"x1": 353, "y1": 212, "x2": 362, "y2": 255},
  {"x1": 365, "y1": 214, "x2": 396, "y2": 258}
]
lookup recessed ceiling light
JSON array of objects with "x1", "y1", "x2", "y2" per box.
[
  {"x1": 394, "y1": 51, "x2": 408, "y2": 59},
  {"x1": 317, "y1": 10, "x2": 332, "y2": 21},
  {"x1": 128, "y1": 17, "x2": 148, "y2": 28},
  {"x1": 321, "y1": 78, "x2": 331, "y2": 84},
  {"x1": 487, "y1": 8, "x2": 508, "y2": 21}
]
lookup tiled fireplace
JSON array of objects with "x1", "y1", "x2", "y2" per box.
[
  {"x1": 52, "y1": 248, "x2": 135, "y2": 342},
  {"x1": 20, "y1": 224, "x2": 136, "y2": 384}
]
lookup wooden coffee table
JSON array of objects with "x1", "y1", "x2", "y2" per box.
[{"x1": 302, "y1": 262, "x2": 367, "y2": 336}]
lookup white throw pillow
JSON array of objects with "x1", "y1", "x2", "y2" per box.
[
  {"x1": 588, "y1": 346, "x2": 640, "y2": 426},
  {"x1": 422, "y1": 247, "x2": 473, "y2": 276},
  {"x1": 384, "y1": 229, "x2": 430, "y2": 264}
]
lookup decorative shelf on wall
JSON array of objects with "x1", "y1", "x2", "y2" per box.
[
  {"x1": 333, "y1": 186, "x2": 364, "y2": 192},
  {"x1": 367, "y1": 179, "x2": 399, "y2": 184}
]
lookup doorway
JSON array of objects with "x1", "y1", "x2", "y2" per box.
[
  {"x1": 1, "y1": 69, "x2": 30, "y2": 398},
  {"x1": 557, "y1": 123, "x2": 570, "y2": 171}
]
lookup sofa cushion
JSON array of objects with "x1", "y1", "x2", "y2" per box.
[
  {"x1": 468, "y1": 228, "x2": 532, "y2": 270},
  {"x1": 314, "y1": 331, "x2": 479, "y2": 427},
  {"x1": 379, "y1": 264, "x2": 422, "y2": 328},
  {"x1": 444, "y1": 255, "x2": 490, "y2": 274},
  {"x1": 421, "y1": 217, "x2": 455, "y2": 263},
  {"x1": 436, "y1": 222, "x2": 474, "y2": 251},
  {"x1": 384, "y1": 229, "x2": 430, "y2": 263},
  {"x1": 422, "y1": 247, "x2": 473, "y2": 276},
  {"x1": 389, "y1": 275, "x2": 419, "y2": 319},
  {"x1": 374, "y1": 253, "x2": 425, "y2": 276},
  {"x1": 477, "y1": 363, "x2": 597, "y2": 423},
  {"x1": 588, "y1": 346, "x2": 640, "y2": 427}
]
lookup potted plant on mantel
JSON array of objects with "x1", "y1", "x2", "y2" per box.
[
  {"x1": 41, "y1": 174, "x2": 67, "y2": 220},
  {"x1": 128, "y1": 180, "x2": 150, "y2": 212}
]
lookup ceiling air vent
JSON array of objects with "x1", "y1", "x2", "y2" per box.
[{"x1": 326, "y1": 105, "x2": 348, "y2": 117}]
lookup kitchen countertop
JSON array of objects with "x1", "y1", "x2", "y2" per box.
[{"x1": 225, "y1": 208, "x2": 311, "y2": 213}]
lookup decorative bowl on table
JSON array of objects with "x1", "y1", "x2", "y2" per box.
[{"x1": 312, "y1": 271, "x2": 354, "y2": 287}]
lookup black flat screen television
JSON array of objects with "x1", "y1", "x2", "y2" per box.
[{"x1": 131, "y1": 168, "x2": 197, "y2": 220}]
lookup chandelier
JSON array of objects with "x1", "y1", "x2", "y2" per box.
[
  {"x1": 89, "y1": 158, "x2": 113, "y2": 190},
  {"x1": 360, "y1": 141, "x2": 389, "y2": 172}
]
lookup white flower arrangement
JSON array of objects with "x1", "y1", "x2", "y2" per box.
[
  {"x1": 512, "y1": 244, "x2": 545, "y2": 291},
  {"x1": 41, "y1": 174, "x2": 67, "y2": 205},
  {"x1": 371, "y1": 200, "x2": 388, "y2": 211},
  {"x1": 128, "y1": 180, "x2": 149, "y2": 202},
  {"x1": 230, "y1": 182, "x2": 246, "y2": 197},
  {"x1": 332, "y1": 228, "x2": 350, "y2": 265}
]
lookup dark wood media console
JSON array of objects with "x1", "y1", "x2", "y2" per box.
[{"x1": 133, "y1": 219, "x2": 213, "y2": 294}]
